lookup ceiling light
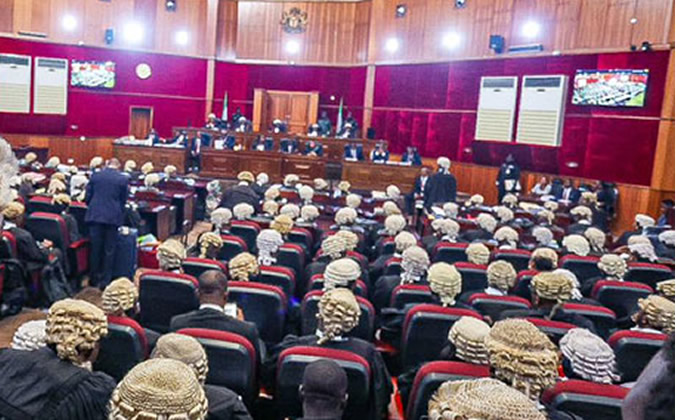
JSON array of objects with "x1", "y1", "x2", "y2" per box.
[
  {"x1": 521, "y1": 21, "x2": 541, "y2": 38},
  {"x1": 62, "y1": 15, "x2": 77, "y2": 31},
  {"x1": 385, "y1": 38, "x2": 400, "y2": 53},
  {"x1": 286, "y1": 40, "x2": 300, "y2": 54},
  {"x1": 395, "y1": 4, "x2": 407, "y2": 18},
  {"x1": 123, "y1": 22, "x2": 144, "y2": 44},
  {"x1": 442, "y1": 32, "x2": 461, "y2": 49},
  {"x1": 175, "y1": 30, "x2": 189, "y2": 46}
]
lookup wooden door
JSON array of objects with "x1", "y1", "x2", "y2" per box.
[{"x1": 129, "y1": 106, "x2": 153, "y2": 139}]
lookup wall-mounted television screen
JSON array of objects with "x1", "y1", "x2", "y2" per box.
[
  {"x1": 70, "y1": 60, "x2": 116, "y2": 89},
  {"x1": 572, "y1": 69, "x2": 649, "y2": 107}
]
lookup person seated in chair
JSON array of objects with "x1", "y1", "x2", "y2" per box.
[
  {"x1": 194, "y1": 231, "x2": 224, "y2": 260},
  {"x1": 656, "y1": 230, "x2": 675, "y2": 260},
  {"x1": 370, "y1": 231, "x2": 417, "y2": 283},
  {"x1": 271, "y1": 119, "x2": 287, "y2": 134},
  {"x1": 0, "y1": 299, "x2": 115, "y2": 420},
  {"x1": 252, "y1": 135, "x2": 274, "y2": 152},
  {"x1": 630, "y1": 294, "x2": 675, "y2": 335},
  {"x1": 615, "y1": 214, "x2": 656, "y2": 249},
  {"x1": 343, "y1": 143, "x2": 364, "y2": 161},
  {"x1": 280, "y1": 137, "x2": 300, "y2": 154},
  {"x1": 307, "y1": 123, "x2": 320, "y2": 138},
  {"x1": 317, "y1": 111, "x2": 333, "y2": 137},
  {"x1": 423, "y1": 218, "x2": 460, "y2": 255},
  {"x1": 459, "y1": 260, "x2": 517, "y2": 304},
  {"x1": 234, "y1": 116, "x2": 252, "y2": 133},
  {"x1": 657, "y1": 199, "x2": 674, "y2": 227},
  {"x1": 211, "y1": 207, "x2": 233, "y2": 235},
  {"x1": 304, "y1": 140, "x2": 323, "y2": 157},
  {"x1": 220, "y1": 172, "x2": 259, "y2": 211},
  {"x1": 559, "y1": 328, "x2": 619, "y2": 384},
  {"x1": 300, "y1": 359, "x2": 348, "y2": 420},
  {"x1": 170, "y1": 269, "x2": 264, "y2": 365},
  {"x1": 264, "y1": 288, "x2": 393, "y2": 420},
  {"x1": 461, "y1": 214, "x2": 497, "y2": 243},
  {"x1": 369, "y1": 142, "x2": 389, "y2": 163},
  {"x1": 401, "y1": 146, "x2": 422, "y2": 166},
  {"x1": 102, "y1": 277, "x2": 160, "y2": 348},
  {"x1": 566, "y1": 205, "x2": 594, "y2": 235},
  {"x1": 373, "y1": 245, "x2": 430, "y2": 313},
  {"x1": 1, "y1": 201, "x2": 59, "y2": 272},
  {"x1": 580, "y1": 253, "x2": 627, "y2": 297},
  {"x1": 51, "y1": 193, "x2": 81, "y2": 242}
]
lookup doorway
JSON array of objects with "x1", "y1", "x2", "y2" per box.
[{"x1": 129, "y1": 106, "x2": 153, "y2": 139}]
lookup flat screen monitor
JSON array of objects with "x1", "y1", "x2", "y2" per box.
[
  {"x1": 572, "y1": 69, "x2": 649, "y2": 107},
  {"x1": 70, "y1": 60, "x2": 116, "y2": 89}
]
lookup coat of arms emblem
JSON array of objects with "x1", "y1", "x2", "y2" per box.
[{"x1": 280, "y1": 8, "x2": 308, "y2": 34}]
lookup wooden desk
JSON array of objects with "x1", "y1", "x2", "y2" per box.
[
  {"x1": 114, "y1": 144, "x2": 189, "y2": 174},
  {"x1": 342, "y1": 161, "x2": 421, "y2": 191},
  {"x1": 138, "y1": 203, "x2": 173, "y2": 240}
]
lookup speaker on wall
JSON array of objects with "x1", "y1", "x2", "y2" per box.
[
  {"x1": 489, "y1": 35, "x2": 504, "y2": 54},
  {"x1": 367, "y1": 127, "x2": 376, "y2": 139},
  {"x1": 105, "y1": 28, "x2": 114, "y2": 45}
]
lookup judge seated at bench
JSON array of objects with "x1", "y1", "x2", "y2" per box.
[
  {"x1": 217, "y1": 133, "x2": 237, "y2": 150},
  {"x1": 252, "y1": 135, "x2": 274, "y2": 152},
  {"x1": 370, "y1": 142, "x2": 389, "y2": 163},
  {"x1": 234, "y1": 116, "x2": 252, "y2": 133},
  {"x1": 205, "y1": 113, "x2": 219, "y2": 130},
  {"x1": 280, "y1": 138, "x2": 299, "y2": 154},
  {"x1": 318, "y1": 111, "x2": 332, "y2": 136},
  {"x1": 162, "y1": 130, "x2": 187, "y2": 147},
  {"x1": 401, "y1": 146, "x2": 422, "y2": 166},
  {"x1": 307, "y1": 123, "x2": 321, "y2": 138},
  {"x1": 343, "y1": 143, "x2": 364, "y2": 161},
  {"x1": 271, "y1": 119, "x2": 288, "y2": 134},
  {"x1": 148, "y1": 128, "x2": 161, "y2": 145},
  {"x1": 337, "y1": 122, "x2": 356, "y2": 139},
  {"x1": 304, "y1": 140, "x2": 323, "y2": 157}
]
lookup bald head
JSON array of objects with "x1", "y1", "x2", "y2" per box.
[
  {"x1": 108, "y1": 158, "x2": 121, "y2": 169},
  {"x1": 197, "y1": 270, "x2": 228, "y2": 305}
]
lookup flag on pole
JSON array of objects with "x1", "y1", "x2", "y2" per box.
[
  {"x1": 221, "y1": 91, "x2": 228, "y2": 121},
  {"x1": 336, "y1": 96, "x2": 344, "y2": 133}
]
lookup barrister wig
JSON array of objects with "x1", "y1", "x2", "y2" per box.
[
  {"x1": 436, "y1": 156, "x2": 451, "y2": 170},
  {"x1": 484, "y1": 319, "x2": 559, "y2": 400},
  {"x1": 51, "y1": 172, "x2": 66, "y2": 183},
  {"x1": 443, "y1": 202, "x2": 459, "y2": 219},
  {"x1": 124, "y1": 160, "x2": 136, "y2": 172},
  {"x1": 399, "y1": 246, "x2": 430, "y2": 285},
  {"x1": 570, "y1": 205, "x2": 593, "y2": 221},
  {"x1": 298, "y1": 185, "x2": 314, "y2": 202},
  {"x1": 447, "y1": 316, "x2": 491, "y2": 365},
  {"x1": 635, "y1": 214, "x2": 656, "y2": 228},
  {"x1": 317, "y1": 288, "x2": 360, "y2": 344},
  {"x1": 633, "y1": 294, "x2": 675, "y2": 334},
  {"x1": 531, "y1": 247, "x2": 559, "y2": 267},
  {"x1": 52, "y1": 193, "x2": 71, "y2": 207},
  {"x1": 629, "y1": 242, "x2": 658, "y2": 262},
  {"x1": 537, "y1": 209, "x2": 555, "y2": 224},
  {"x1": 24, "y1": 152, "x2": 37, "y2": 164},
  {"x1": 280, "y1": 203, "x2": 301, "y2": 220},
  {"x1": 144, "y1": 173, "x2": 161, "y2": 188},
  {"x1": 323, "y1": 258, "x2": 361, "y2": 291},
  {"x1": 597, "y1": 254, "x2": 627, "y2": 279},
  {"x1": 531, "y1": 272, "x2": 575, "y2": 303},
  {"x1": 394, "y1": 231, "x2": 417, "y2": 254},
  {"x1": 562, "y1": 234, "x2": 591, "y2": 257},
  {"x1": 256, "y1": 229, "x2": 284, "y2": 265},
  {"x1": 335, "y1": 230, "x2": 359, "y2": 252},
  {"x1": 466, "y1": 194, "x2": 484, "y2": 207},
  {"x1": 264, "y1": 186, "x2": 281, "y2": 201},
  {"x1": 46, "y1": 299, "x2": 108, "y2": 368},
  {"x1": 314, "y1": 178, "x2": 329, "y2": 191},
  {"x1": 494, "y1": 226, "x2": 519, "y2": 248},
  {"x1": 657, "y1": 279, "x2": 675, "y2": 300},
  {"x1": 210, "y1": 208, "x2": 232, "y2": 230},
  {"x1": 346, "y1": 193, "x2": 362, "y2": 209},
  {"x1": 543, "y1": 200, "x2": 559, "y2": 212},
  {"x1": 2, "y1": 201, "x2": 25, "y2": 221},
  {"x1": 11, "y1": 320, "x2": 48, "y2": 352},
  {"x1": 334, "y1": 207, "x2": 357, "y2": 225},
  {"x1": 476, "y1": 213, "x2": 497, "y2": 233},
  {"x1": 102, "y1": 277, "x2": 138, "y2": 315},
  {"x1": 164, "y1": 165, "x2": 177, "y2": 177},
  {"x1": 233, "y1": 203, "x2": 255, "y2": 220},
  {"x1": 271, "y1": 214, "x2": 294, "y2": 235},
  {"x1": 559, "y1": 328, "x2": 619, "y2": 384},
  {"x1": 501, "y1": 193, "x2": 519, "y2": 207},
  {"x1": 283, "y1": 174, "x2": 300, "y2": 187},
  {"x1": 584, "y1": 227, "x2": 606, "y2": 253},
  {"x1": 659, "y1": 230, "x2": 675, "y2": 246},
  {"x1": 432, "y1": 218, "x2": 460, "y2": 240},
  {"x1": 262, "y1": 200, "x2": 279, "y2": 217},
  {"x1": 300, "y1": 205, "x2": 320, "y2": 222},
  {"x1": 141, "y1": 162, "x2": 154, "y2": 174},
  {"x1": 157, "y1": 239, "x2": 186, "y2": 271},
  {"x1": 151, "y1": 333, "x2": 209, "y2": 385},
  {"x1": 45, "y1": 156, "x2": 61, "y2": 168},
  {"x1": 198, "y1": 232, "x2": 223, "y2": 258},
  {"x1": 427, "y1": 262, "x2": 462, "y2": 307},
  {"x1": 228, "y1": 252, "x2": 260, "y2": 281},
  {"x1": 108, "y1": 359, "x2": 208, "y2": 420},
  {"x1": 384, "y1": 214, "x2": 407, "y2": 236},
  {"x1": 382, "y1": 201, "x2": 401, "y2": 216},
  {"x1": 465, "y1": 243, "x2": 490, "y2": 265},
  {"x1": 494, "y1": 206, "x2": 514, "y2": 223},
  {"x1": 627, "y1": 235, "x2": 651, "y2": 246},
  {"x1": 427, "y1": 378, "x2": 546, "y2": 420},
  {"x1": 580, "y1": 191, "x2": 598, "y2": 206},
  {"x1": 89, "y1": 156, "x2": 103, "y2": 169},
  {"x1": 532, "y1": 227, "x2": 554, "y2": 247},
  {"x1": 321, "y1": 235, "x2": 347, "y2": 260},
  {"x1": 237, "y1": 171, "x2": 255, "y2": 184},
  {"x1": 386, "y1": 185, "x2": 401, "y2": 199},
  {"x1": 337, "y1": 181, "x2": 351, "y2": 192},
  {"x1": 47, "y1": 179, "x2": 67, "y2": 195},
  {"x1": 487, "y1": 260, "x2": 517, "y2": 293},
  {"x1": 256, "y1": 172, "x2": 268, "y2": 185}
]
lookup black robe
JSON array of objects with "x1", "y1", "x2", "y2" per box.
[
  {"x1": 219, "y1": 185, "x2": 260, "y2": 211},
  {"x1": 8, "y1": 226, "x2": 49, "y2": 271},
  {"x1": 205, "y1": 385, "x2": 253, "y2": 420},
  {"x1": 263, "y1": 334, "x2": 392, "y2": 420},
  {"x1": 424, "y1": 172, "x2": 457, "y2": 208},
  {"x1": 497, "y1": 307, "x2": 597, "y2": 335},
  {"x1": 0, "y1": 347, "x2": 116, "y2": 420},
  {"x1": 496, "y1": 163, "x2": 521, "y2": 201}
]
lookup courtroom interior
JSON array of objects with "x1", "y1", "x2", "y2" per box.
[{"x1": 0, "y1": 0, "x2": 674, "y2": 419}]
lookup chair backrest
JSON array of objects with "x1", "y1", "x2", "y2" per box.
[
  {"x1": 406, "y1": 361, "x2": 490, "y2": 420},
  {"x1": 401, "y1": 304, "x2": 482, "y2": 370},
  {"x1": 525, "y1": 317, "x2": 577, "y2": 344},
  {"x1": 455, "y1": 262, "x2": 488, "y2": 292},
  {"x1": 468, "y1": 293, "x2": 531, "y2": 321},
  {"x1": 390, "y1": 284, "x2": 434, "y2": 309},
  {"x1": 217, "y1": 234, "x2": 247, "y2": 261},
  {"x1": 541, "y1": 380, "x2": 629, "y2": 420},
  {"x1": 178, "y1": 328, "x2": 257, "y2": 405},
  {"x1": 309, "y1": 274, "x2": 368, "y2": 297},
  {"x1": 377, "y1": 237, "x2": 395, "y2": 256},
  {"x1": 287, "y1": 227, "x2": 313, "y2": 250},
  {"x1": 259, "y1": 265, "x2": 296, "y2": 299},
  {"x1": 433, "y1": 242, "x2": 468, "y2": 264},
  {"x1": 25, "y1": 212, "x2": 70, "y2": 253},
  {"x1": 0, "y1": 231, "x2": 17, "y2": 259},
  {"x1": 276, "y1": 346, "x2": 371, "y2": 419},
  {"x1": 300, "y1": 290, "x2": 375, "y2": 341},
  {"x1": 560, "y1": 303, "x2": 616, "y2": 338},
  {"x1": 230, "y1": 220, "x2": 261, "y2": 253},
  {"x1": 69, "y1": 202, "x2": 88, "y2": 236},
  {"x1": 383, "y1": 256, "x2": 402, "y2": 276},
  {"x1": 560, "y1": 255, "x2": 602, "y2": 281},
  {"x1": 511, "y1": 269, "x2": 539, "y2": 300},
  {"x1": 592, "y1": 280, "x2": 653, "y2": 320},
  {"x1": 278, "y1": 243, "x2": 305, "y2": 283},
  {"x1": 27, "y1": 196, "x2": 59, "y2": 214},
  {"x1": 138, "y1": 270, "x2": 199, "y2": 332},
  {"x1": 182, "y1": 257, "x2": 227, "y2": 279},
  {"x1": 94, "y1": 316, "x2": 148, "y2": 381},
  {"x1": 625, "y1": 262, "x2": 673, "y2": 289},
  {"x1": 228, "y1": 281, "x2": 287, "y2": 344},
  {"x1": 492, "y1": 248, "x2": 532, "y2": 272},
  {"x1": 609, "y1": 330, "x2": 667, "y2": 382}
]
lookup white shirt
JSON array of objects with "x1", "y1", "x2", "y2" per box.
[{"x1": 200, "y1": 303, "x2": 224, "y2": 313}]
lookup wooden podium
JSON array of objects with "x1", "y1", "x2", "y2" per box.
[{"x1": 252, "y1": 89, "x2": 319, "y2": 134}]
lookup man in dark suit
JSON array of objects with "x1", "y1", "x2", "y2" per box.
[
  {"x1": 85, "y1": 158, "x2": 129, "y2": 288},
  {"x1": 343, "y1": 143, "x2": 364, "y2": 161},
  {"x1": 304, "y1": 140, "x2": 323, "y2": 157},
  {"x1": 219, "y1": 175, "x2": 260, "y2": 211},
  {"x1": 170, "y1": 270, "x2": 264, "y2": 364},
  {"x1": 401, "y1": 146, "x2": 422, "y2": 166},
  {"x1": 424, "y1": 157, "x2": 456, "y2": 209},
  {"x1": 558, "y1": 179, "x2": 580, "y2": 203},
  {"x1": 406, "y1": 167, "x2": 430, "y2": 215},
  {"x1": 280, "y1": 138, "x2": 299, "y2": 154}
]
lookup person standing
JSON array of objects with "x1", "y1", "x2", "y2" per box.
[
  {"x1": 424, "y1": 157, "x2": 457, "y2": 209},
  {"x1": 495, "y1": 154, "x2": 521, "y2": 202},
  {"x1": 85, "y1": 158, "x2": 129, "y2": 288}
]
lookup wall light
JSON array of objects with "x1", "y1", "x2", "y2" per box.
[
  {"x1": 521, "y1": 21, "x2": 541, "y2": 38},
  {"x1": 385, "y1": 38, "x2": 400, "y2": 53},
  {"x1": 175, "y1": 30, "x2": 189, "y2": 46},
  {"x1": 395, "y1": 4, "x2": 407, "y2": 18},
  {"x1": 442, "y1": 32, "x2": 461, "y2": 49},
  {"x1": 62, "y1": 15, "x2": 77, "y2": 31},
  {"x1": 123, "y1": 22, "x2": 144, "y2": 44},
  {"x1": 286, "y1": 40, "x2": 300, "y2": 54}
]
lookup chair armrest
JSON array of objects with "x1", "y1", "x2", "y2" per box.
[{"x1": 68, "y1": 239, "x2": 90, "y2": 275}]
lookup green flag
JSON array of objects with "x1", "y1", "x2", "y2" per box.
[
  {"x1": 336, "y1": 96, "x2": 344, "y2": 133},
  {"x1": 221, "y1": 91, "x2": 228, "y2": 121}
]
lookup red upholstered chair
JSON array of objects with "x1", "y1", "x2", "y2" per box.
[
  {"x1": 390, "y1": 284, "x2": 434, "y2": 309},
  {"x1": 217, "y1": 234, "x2": 247, "y2": 262},
  {"x1": 278, "y1": 243, "x2": 305, "y2": 282},
  {"x1": 0, "y1": 231, "x2": 17, "y2": 259},
  {"x1": 625, "y1": 262, "x2": 673, "y2": 289},
  {"x1": 69, "y1": 201, "x2": 89, "y2": 237},
  {"x1": 560, "y1": 255, "x2": 602, "y2": 282},
  {"x1": 227, "y1": 281, "x2": 287, "y2": 344},
  {"x1": 138, "y1": 270, "x2": 199, "y2": 332},
  {"x1": 309, "y1": 274, "x2": 368, "y2": 297},
  {"x1": 287, "y1": 227, "x2": 313, "y2": 250},
  {"x1": 609, "y1": 330, "x2": 667, "y2": 382},
  {"x1": 230, "y1": 220, "x2": 261, "y2": 254},
  {"x1": 432, "y1": 242, "x2": 468, "y2": 264},
  {"x1": 94, "y1": 315, "x2": 149, "y2": 381},
  {"x1": 178, "y1": 328, "x2": 257, "y2": 405},
  {"x1": 182, "y1": 257, "x2": 227, "y2": 279},
  {"x1": 405, "y1": 361, "x2": 490, "y2": 420},
  {"x1": 27, "y1": 196, "x2": 58, "y2": 214},
  {"x1": 541, "y1": 380, "x2": 629, "y2": 420},
  {"x1": 300, "y1": 290, "x2": 375, "y2": 341},
  {"x1": 492, "y1": 248, "x2": 532, "y2": 272},
  {"x1": 560, "y1": 303, "x2": 616, "y2": 338},
  {"x1": 468, "y1": 293, "x2": 531, "y2": 321},
  {"x1": 25, "y1": 212, "x2": 90, "y2": 276},
  {"x1": 376, "y1": 237, "x2": 395, "y2": 256},
  {"x1": 525, "y1": 317, "x2": 577, "y2": 344},
  {"x1": 455, "y1": 262, "x2": 488, "y2": 292},
  {"x1": 591, "y1": 280, "x2": 653, "y2": 320},
  {"x1": 259, "y1": 265, "x2": 296, "y2": 299},
  {"x1": 275, "y1": 346, "x2": 371, "y2": 419},
  {"x1": 401, "y1": 304, "x2": 482, "y2": 370},
  {"x1": 383, "y1": 256, "x2": 402, "y2": 276}
]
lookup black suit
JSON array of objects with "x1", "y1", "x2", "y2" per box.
[
  {"x1": 424, "y1": 172, "x2": 457, "y2": 209},
  {"x1": 204, "y1": 385, "x2": 252, "y2": 420},
  {"x1": 8, "y1": 226, "x2": 49, "y2": 272},
  {"x1": 460, "y1": 229, "x2": 493, "y2": 243},
  {"x1": 170, "y1": 307, "x2": 264, "y2": 364},
  {"x1": 219, "y1": 185, "x2": 260, "y2": 211}
]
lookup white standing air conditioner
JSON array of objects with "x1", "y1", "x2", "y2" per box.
[
  {"x1": 0, "y1": 54, "x2": 31, "y2": 113},
  {"x1": 475, "y1": 76, "x2": 518, "y2": 142},
  {"x1": 516, "y1": 75, "x2": 568, "y2": 147},
  {"x1": 34, "y1": 57, "x2": 68, "y2": 115}
]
